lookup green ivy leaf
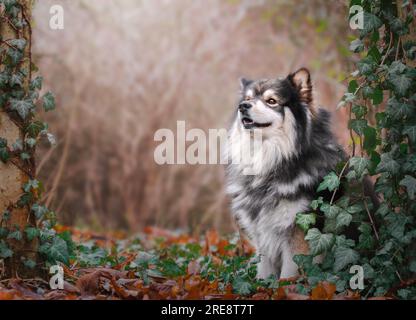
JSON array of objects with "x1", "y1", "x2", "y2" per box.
[
  {"x1": 7, "y1": 230, "x2": 22, "y2": 241},
  {"x1": 10, "y1": 73, "x2": 23, "y2": 87},
  {"x1": 349, "y1": 39, "x2": 364, "y2": 53},
  {"x1": 42, "y1": 92, "x2": 56, "y2": 112},
  {"x1": 232, "y1": 277, "x2": 252, "y2": 295},
  {"x1": 30, "y1": 76, "x2": 43, "y2": 90},
  {"x1": 403, "y1": 125, "x2": 416, "y2": 144},
  {"x1": 49, "y1": 236, "x2": 70, "y2": 265},
  {"x1": 305, "y1": 228, "x2": 334, "y2": 255},
  {"x1": 349, "y1": 157, "x2": 370, "y2": 178},
  {"x1": 23, "y1": 258, "x2": 36, "y2": 269},
  {"x1": 399, "y1": 175, "x2": 416, "y2": 200},
  {"x1": 26, "y1": 121, "x2": 46, "y2": 138},
  {"x1": 363, "y1": 126, "x2": 377, "y2": 153},
  {"x1": 371, "y1": 86, "x2": 383, "y2": 105},
  {"x1": 362, "y1": 12, "x2": 383, "y2": 35},
  {"x1": 320, "y1": 203, "x2": 340, "y2": 219},
  {"x1": 9, "y1": 98, "x2": 33, "y2": 120},
  {"x1": 389, "y1": 74, "x2": 412, "y2": 96},
  {"x1": 0, "y1": 240, "x2": 13, "y2": 258},
  {"x1": 296, "y1": 213, "x2": 316, "y2": 232},
  {"x1": 349, "y1": 119, "x2": 367, "y2": 135},
  {"x1": 31, "y1": 203, "x2": 48, "y2": 220},
  {"x1": 25, "y1": 227, "x2": 40, "y2": 241},
  {"x1": 8, "y1": 38, "x2": 26, "y2": 50},
  {"x1": 23, "y1": 179, "x2": 39, "y2": 192},
  {"x1": 376, "y1": 153, "x2": 400, "y2": 175},
  {"x1": 317, "y1": 172, "x2": 340, "y2": 192},
  {"x1": 336, "y1": 211, "x2": 353, "y2": 229},
  {"x1": 334, "y1": 247, "x2": 359, "y2": 272}
]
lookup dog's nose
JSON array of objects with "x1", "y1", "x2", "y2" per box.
[{"x1": 238, "y1": 101, "x2": 252, "y2": 111}]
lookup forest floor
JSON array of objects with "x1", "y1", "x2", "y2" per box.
[{"x1": 0, "y1": 226, "x2": 380, "y2": 300}]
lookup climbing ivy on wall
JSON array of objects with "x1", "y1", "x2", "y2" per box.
[{"x1": 295, "y1": 0, "x2": 416, "y2": 299}]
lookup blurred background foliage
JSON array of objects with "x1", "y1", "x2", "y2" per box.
[{"x1": 32, "y1": 0, "x2": 353, "y2": 233}]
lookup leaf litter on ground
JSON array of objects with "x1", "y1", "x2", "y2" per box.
[{"x1": 0, "y1": 225, "x2": 371, "y2": 300}]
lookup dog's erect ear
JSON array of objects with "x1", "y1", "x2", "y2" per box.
[
  {"x1": 239, "y1": 77, "x2": 252, "y2": 91},
  {"x1": 287, "y1": 68, "x2": 313, "y2": 105}
]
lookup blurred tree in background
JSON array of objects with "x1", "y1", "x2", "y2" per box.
[{"x1": 31, "y1": 0, "x2": 351, "y2": 233}]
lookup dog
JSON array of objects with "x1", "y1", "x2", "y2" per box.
[{"x1": 224, "y1": 68, "x2": 346, "y2": 279}]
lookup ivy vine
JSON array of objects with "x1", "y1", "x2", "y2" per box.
[
  {"x1": 0, "y1": 0, "x2": 70, "y2": 275},
  {"x1": 295, "y1": 0, "x2": 416, "y2": 299}
]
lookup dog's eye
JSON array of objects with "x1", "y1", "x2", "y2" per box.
[
  {"x1": 266, "y1": 98, "x2": 277, "y2": 105},
  {"x1": 245, "y1": 96, "x2": 252, "y2": 101}
]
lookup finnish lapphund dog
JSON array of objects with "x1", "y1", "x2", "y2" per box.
[{"x1": 225, "y1": 68, "x2": 347, "y2": 279}]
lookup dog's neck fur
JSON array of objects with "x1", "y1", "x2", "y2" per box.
[{"x1": 226, "y1": 107, "x2": 342, "y2": 186}]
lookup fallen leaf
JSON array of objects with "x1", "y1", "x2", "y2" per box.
[{"x1": 310, "y1": 282, "x2": 336, "y2": 300}]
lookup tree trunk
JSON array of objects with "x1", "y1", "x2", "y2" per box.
[{"x1": 0, "y1": 0, "x2": 39, "y2": 279}]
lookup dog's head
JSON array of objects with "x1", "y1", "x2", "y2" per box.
[{"x1": 237, "y1": 68, "x2": 315, "y2": 139}]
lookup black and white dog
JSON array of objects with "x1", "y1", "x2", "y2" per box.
[{"x1": 224, "y1": 68, "x2": 345, "y2": 279}]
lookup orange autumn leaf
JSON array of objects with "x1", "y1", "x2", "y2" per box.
[
  {"x1": 0, "y1": 290, "x2": 16, "y2": 300},
  {"x1": 310, "y1": 282, "x2": 336, "y2": 300},
  {"x1": 272, "y1": 287, "x2": 287, "y2": 300}
]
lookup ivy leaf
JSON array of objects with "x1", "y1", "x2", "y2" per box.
[
  {"x1": 320, "y1": 203, "x2": 340, "y2": 219},
  {"x1": 25, "y1": 137, "x2": 36, "y2": 148},
  {"x1": 352, "y1": 105, "x2": 367, "y2": 119},
  {"x1": 376, "y1": 153, "x2": 400, "y2": 175},
  {"x1": 336, "y1": 211, "x2": 353, "y2": 229},
  {"x1": 6, "y1": 48, "x2": 23, "y2": 66},
  {"x1": 0, "y1": 71, "x2": 10, "y2": 87},
  {"x1": 357, "y1": 57, "x2": 376, "y2": 75},
  {"x1": 30, "y1": 76, "x2": 43, "y2": 90},
  {"x1": 349, "y1": 119, "x2": 367, "y2": 135},
  {"x1": 26, "y1": 121, "x2": 46, "y2": 138},
  {"x1": 305, "y1": 228, "x2": 334, "y2": 255},
  {"x1": 9, "y1": 98, "x2": 33, "y2": 120},
  {"x1": 0, "y1": 240, "x2": 13, "y2": 258},
  {"x1": 362, "y1": 12, "x2": 383, "y2": 35},
  {"x1": 399, "y1": 175, "x2": 416, "y2": 200},
  {"x1": 349, "y1": 157, "x2": 370, "y2": 178},
  {"x1": 296, "y1": 213, "x2": 316, "y2": 232},
  {"x1": 389, "y1": 74, "x2": 412, "y2": 96},
  {"x1": 232, "y1": 277, "x2": 252, "y2": 295},
  {"x1": 310, "y1": 197, "x2": 323, "y2": 210},
  {"x1": 386, "y1": 99, "x2": 413, "y2": 121},
  {"x1": 23, "y1": 259, "x2": 36, "y2": 269},
  {"x1": 371, "y1": 86, "x2": 383, "y2": 105},
  {"x1": 7, "y1": 230, "x2": 22, "y2": 241},
  {"x1": 403, "y1": 126, "x2": 416, "y2": 144},
  {"x1": 31, "y1": 203, "x2": 48, "y2": 220},
  {"x1": 334, "y1": 247, "x2": 359, "y2": 272},
  {"x1": 349, "y1": 39, "x2": 364, "y2": 53},
  {"x1": 49, "y1": 237, "x2": 69, "y2": 265},
  {"x1": 23, "y1": 179, "x2": 39, "y2": 192},
  {"x1": 10, "y1": 73, "x2": 23, "y2": 87},
  {"x1": 42, "y1": 92, "x2": 56, "y2": 112},
  {"x1": 317, "y1": 172, "x2": 340, "y2": 192},
  {"x1": 348, "y1": 80, "x2": 359, "y2": 93},
  {"x1": 8, "y1": 38, "x2": 26, "y2": 50},
  {"x1": 363, "y1": 126, "x2": 377, "y2": 153},
  {"x1": 25, "y1": 227, "x2": 40, "y2": 241}
]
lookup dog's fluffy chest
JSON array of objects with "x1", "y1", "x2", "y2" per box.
[{"x1": 227, "y1": 177, "x2": 310, "y2": 240}]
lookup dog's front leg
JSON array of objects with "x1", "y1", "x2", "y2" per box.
[
  {"x1": 256, "y1": 254, "x2": 277, "y2": 279},
  {"x1": 280, "y1": 244, "x2": 299, "y2": 279}
]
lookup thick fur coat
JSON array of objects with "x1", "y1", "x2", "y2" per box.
[{"x1": 224, "y1": 68, "x2": 345, "y2": 279}]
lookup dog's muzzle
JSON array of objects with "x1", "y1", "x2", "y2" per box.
[{"x1": 238, "y1": 102, "x2": 272, "y2": 129}]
